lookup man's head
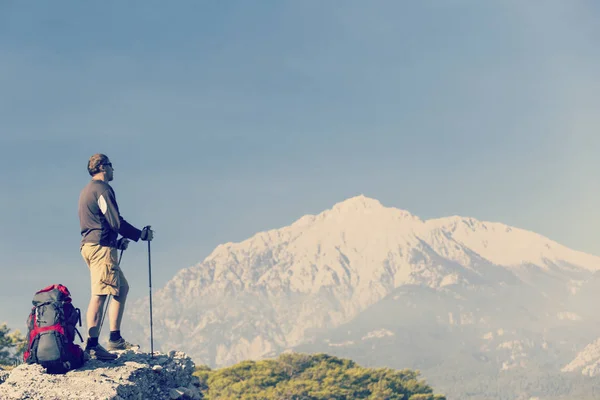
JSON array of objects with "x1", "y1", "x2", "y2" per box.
[{"x1": 87, "y1": 153, "x2": 114, "y2": 181}]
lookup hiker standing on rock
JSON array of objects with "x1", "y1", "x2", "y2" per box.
[{"x1": 78, "y1": 153, "x2": 154, "y2": 360}]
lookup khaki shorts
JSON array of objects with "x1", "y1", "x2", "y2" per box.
[{"x1": 80, "y1": 243, "x2": 129, "y2": 296}]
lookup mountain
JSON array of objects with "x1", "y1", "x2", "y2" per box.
[{"x1": 126, "y1": 195, "x2": 600, "y2": 399}]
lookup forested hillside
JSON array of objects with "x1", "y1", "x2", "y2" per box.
[{"x1": 193, "y1": 352, "x2": 446, "y2": 400}]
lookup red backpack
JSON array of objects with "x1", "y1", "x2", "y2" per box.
[{"x1": 23, "y1": 284, "x2": 85, "y2": 373}]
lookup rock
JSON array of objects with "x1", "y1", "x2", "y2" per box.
[
  {"x1": 0, "y1": 349, "x2": 203, "y2": 400},
  {"x1": 185, "y1": 386, "x2": 202, "y2": 400},
  {"x1": 0, "y1": 369, "x2": 9, "y2": 385}
]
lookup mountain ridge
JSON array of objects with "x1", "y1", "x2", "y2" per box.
[{"x1": 205, "y1": 194, "x2": 600, "y2": 274}]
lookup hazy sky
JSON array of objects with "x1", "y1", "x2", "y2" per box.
[{"x1": 1, "y1": 1, "x2": 599, "y2": 331}]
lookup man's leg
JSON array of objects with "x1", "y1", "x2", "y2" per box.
[
  {"x1": 84, "y1": 293, "x2": 118, "y2": 360},
  {"x1": 81, "y1": 243, "x2": 119, "y2": 360},
  {"x1": 87, "y1": 294, "x2": 107, "y2": 338},
  {"x1": 106, "y1": 270, "x2": 138, "y2": 350},
  {"x1": 109, "y1": 274, "x2": 128, "y2": 332}
]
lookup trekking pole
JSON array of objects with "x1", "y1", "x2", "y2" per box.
[
  {"x1": 146, "y1": 227, "x2": 154, "y2": 358},
  {"x1": 99, "y1": 248, "x2": 124, "y2": 336}
]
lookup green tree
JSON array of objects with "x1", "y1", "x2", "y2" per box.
[
  {"x1": 0, "y1": 323, "x2": 26, "y2": 366},
  {"x1": 195, "y1": 352, "x2": 446, "y2": 400}
]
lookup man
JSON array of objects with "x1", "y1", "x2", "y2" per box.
[{"x1": 78, "y1": 154, "x2": 154, "y2": 360}]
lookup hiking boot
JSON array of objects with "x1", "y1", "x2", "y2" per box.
[
  {"x1": 85, "y1": 344, "x2": 117, "y2": 360},
  {"x1": 107, "y1": 337, "x2": 140, "y2": 351}
]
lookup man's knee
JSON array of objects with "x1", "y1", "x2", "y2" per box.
[
  {"x1": 89, "y1": 294, "x2": 106, "y2": 303},
  {"x1": 88, "y1": 295, "x2": 107, "y2": 315},
  {"x1": 117, "y1": 271, "x2": 129, "y2": 299},
  {"x1": 114, "y1": 282, "x2": 129, "y2": 301}
]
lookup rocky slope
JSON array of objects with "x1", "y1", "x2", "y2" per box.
[
  {"x1": 0, "y1": 350, "x2": 201, "y2": 400},
  {"x1": 562, "y1": 337, "x2": 600, "y2": 377}
]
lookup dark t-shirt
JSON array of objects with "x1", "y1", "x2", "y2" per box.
[{"x1": 78, "y1": 180, "x2": 141, "y2": 247}]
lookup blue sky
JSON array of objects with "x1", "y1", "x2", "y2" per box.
[{"x1": 1, "y1": 1, "x2": 599, "y2": 331}]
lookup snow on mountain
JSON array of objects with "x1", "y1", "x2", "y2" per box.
[
  {"x1": 426, "y1": 215, "x2": 600, "y2": 270},
  {"x1": 207, "y1": 195, "x2": 423, "y2": 293},
  {"x1": 126, "y1": 195, "x2": 600, "y2": 367},
  {"x1": 197, "y1": 194, "x2": 599, "y2": 293}
]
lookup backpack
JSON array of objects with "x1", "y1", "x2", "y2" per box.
[{"x1": 23, "y1": 284, "x2": 85, "y2": 374}]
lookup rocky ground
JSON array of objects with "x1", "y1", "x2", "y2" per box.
[{"x1": 0, "y1": 349, "x2": 202, "y2": 400}]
